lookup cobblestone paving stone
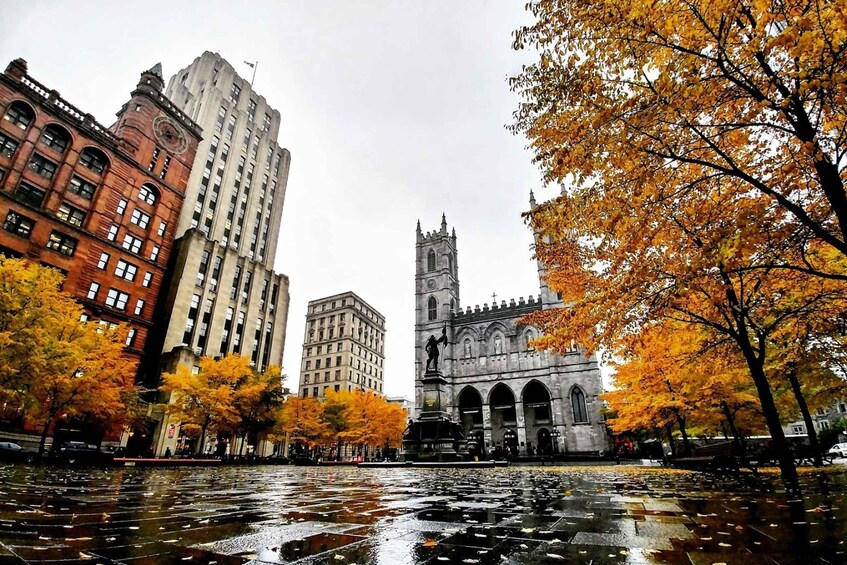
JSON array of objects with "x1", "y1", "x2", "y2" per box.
[{"x1": 0, "y1": 463, "x2": 846, "y2": 564}]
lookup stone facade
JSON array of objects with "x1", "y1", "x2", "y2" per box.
[
  {"x1": 414, "y1": 211, "x2": 608, "y2": 455},
  {"x1": 298, "y1": 291, "x2": 386, "y2": 399},
  {"x1": 147, "y1": 52, "x2": 292, "y2": 456}
]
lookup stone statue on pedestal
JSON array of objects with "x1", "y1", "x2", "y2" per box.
[{"x1": 425, "y1": 327, "x2": 448, "y2": 371}]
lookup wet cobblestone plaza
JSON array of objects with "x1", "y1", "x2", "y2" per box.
[{"x1": 1, "y1": 463, "x2": 846, "y2": 564}]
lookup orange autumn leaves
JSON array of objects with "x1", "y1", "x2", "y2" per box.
[
  {"x1": 511, "y1": 1, "x2": 847, "y2": 478},
  {"x1": 0, "y1": 258, "x2": 138, "y2": 456},
  {"x1": 275, "y1": 389, "x2": 407, "y2": 450}
]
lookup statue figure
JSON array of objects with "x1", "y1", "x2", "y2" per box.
[
  {"x1": 425, "y1": 327, "x2": 449, "y2": 371},
  {"x1": 464, "y1": 338, "x2": 471, "y2": 358},
  {"x1": 494, "y1": 334, "x2": 502, "y2": 355}
]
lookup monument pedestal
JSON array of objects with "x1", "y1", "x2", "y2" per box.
[{"x1": 401, "y1": 369, "x2": 467, "y2": 462}]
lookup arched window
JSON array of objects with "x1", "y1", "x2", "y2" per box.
[
  {"x1": 427, "y1": 296, "x2": 437, "y2": 321},
  {"x1": 427, "y1": 249, "x2": 436, "y2": 272},
  {"x1": 4, "y1": 101, "x2": 35, "y2": 130},
  {"x1": 571, "y1": 387, "x2": 588, "y2": 423},
  {"x1": 450, "y1": 298, "x2": 455, "y2": 311},
  {"x1": 139, "y1": 183, "x2": 159, "y2": 205},
  {"x1": 40, "y1": 124, "x2": 71, "y2": 154},
  {"x1": 79, "y1": 147, "x2": 109, "y2": 175},
  {"x1": 448, "y1": 253, "x2": 453, "y2": 276}
]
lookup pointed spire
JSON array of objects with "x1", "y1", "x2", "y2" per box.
[
  {"x1": 147, "y1": 62, "x2": 164, "y2": 78},
  {"x1": 416, "y1": 219, "x2": 421, "y2": 233},
  {"x1": 529, "y1": 189, "x2": 536, "y2": 208},
  {"x1": 451, "y1": 227, "x2": 456, "y2": 239},
  {"x1": 441, "y1": 212, "x2": 447, "y2": 234}
]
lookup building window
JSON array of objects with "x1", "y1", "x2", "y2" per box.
[
  {"x1": 2, "y1": 211, "x2": 34, "y2": 238},
  {"x1": 148, "y1": 147, "x2": 160, "y2": 172},
  {"x1": 157, "y1": 221, "x2": 166, "y2": 237},
  {"x1": 122, "y1": 234, "x2": 143, "y2": 254},
  {"x1": 262, "y1": 113, "x2": 271, "y2": 131},
  {"x1": 225, "y1": 116, "x2": 236, "y2": 141},
  {"x1": 40, "y1": 124, "x2": 70, "y2": 154},
  {"x1": 571, "y1": 387, "x2": 588, "y2": 423},
  {"x1": 428, "y1": 296, "x2": 437, "y2": 321},
  {"x1": 159, "y1": 156, "x2": 171, "y2": 179},
  {"x1": 45, "y1": 231, "x2": 78, "y2": 256},
  {"x1": 125, "y1": 328, "x2": 136, "y2": 347},
  {"x1": 114, "y1": 259, "x2": 138, "y2": 281},
  {"x1": 28, "y1": 153, "x2": 58, "y2": 180},
  {"x1": 230, "y1": 83, "x2": 241, "y2": 103},
  {"x1": 4, "y1": 101, "x2": 34, "y2": 129},
  {"x1": 134, "y1": 299, "x2": 145, "y2": 316},
  {"x1": 130, "y1": 209, "x2": 151, "y2": 229},
  {"x1": 427, "y1": 249, "x2": 437, "y2": 272},
  {"x1": 107, "y1": 225, "x2": 119, "y2": 241},
  {"x1": 150, "y1": 245, "x2": 160, "y2": 261},
  {"x1": 56, "y1": 203, "x2": 85, "y2": 227},
  {"x1": 0, "y1": 131, "x2": 19, "y2": 158},
  {"x1": 117, "y1": 199, "x2": 127, "y2": 215},
  {"x1": 142, "y1": 271, "x2": 153, "y2": 287},
  {"x1": 97, "y1": 252, "x2": 110, "y2": 269},
  {"x1": 87, "y1": 281, "x2": 100, "y2": 300},
  {"x1": 105, "y1": 288, "x2": 129, "y2": 310},
  {"x1": 139, "y1": 184, "x2": 157, "y2": 205},
  {"x1": 215, "y1": 106, "x2": 226, "y2": 132},
  {"x1": 68, "y1": 176, "x2": 96, "y2": 200},
  {"x1": 79, "y1": 148, "x2": 108, "y2": 175}
]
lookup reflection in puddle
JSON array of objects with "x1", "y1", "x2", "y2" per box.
[{"x1": 0, "y1": 464, "x2": 845, "y2": 563}]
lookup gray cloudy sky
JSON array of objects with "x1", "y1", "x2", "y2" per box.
[{"x1": 1, "y1": 1, "x2": 561, "y2": 399}]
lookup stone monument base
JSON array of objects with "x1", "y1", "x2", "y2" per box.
[{"x1": 401, "y1": 369, "x2": 467, "y2": 462}]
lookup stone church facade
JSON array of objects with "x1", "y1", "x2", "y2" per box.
[{"x1": 414, "y1": 210, "x2": 608, "y2": 455}]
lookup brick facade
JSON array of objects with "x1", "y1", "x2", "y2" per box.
[{"x1": 0, "y1": 58, "x2": 201, "y2": 372}]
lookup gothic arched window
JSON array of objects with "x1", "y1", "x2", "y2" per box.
[
  {"x1": 427, "y1": 250, "x2": 436, "y2": 272},
  {"x1": 428, "y1": 296, "x2": 437, "y2": 321},
  {"x1": 571, "y1": 387, "x2": 588, "y2": 423},
  {"x1": 448, "y1": 253, "x2": 454, "y2": 276},
  {"x1": 524, "y1": 329, "x2": 534, "y2": 350}
]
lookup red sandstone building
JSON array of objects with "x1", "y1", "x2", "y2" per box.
[{"x1": 0, "y1": 58, "x2": 201, "y2": 372}]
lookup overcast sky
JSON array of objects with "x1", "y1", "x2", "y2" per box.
[{"x1": 0, "y1": 1, "x2": 563, "y2": 399}]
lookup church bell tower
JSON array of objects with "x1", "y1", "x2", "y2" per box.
[{"x1": 414, "y1": 215, "x2": 459, "y2": 412}]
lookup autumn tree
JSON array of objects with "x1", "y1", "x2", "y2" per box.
[
  {"x1": 160, "y1": 354, "x2": 254, "y2": 454},
  {"x1": 511, "y1": 0, "x2": 847, "y2": 278},
  {"x1": 0, "y1": 258, "x2": 139, "y2": 456},
  {"x1": 511, "y1": 0, "x2": 847, "y2": 487},
  {"x1": 275, "y1": 396, "x2": 327, "y2": 449},
  {"x1": 231, "y1": 365, "x2": 284, "y2": 456}
]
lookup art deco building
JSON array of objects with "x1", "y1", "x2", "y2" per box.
[
  {"x1": 147, "y1": 52, "x2": 291, "y2": 455},
  {"x1": 298, "y1": 292, "x2": 386, "y2": 400},
  {"x1": 0, "y1": 58, "x2": 201, "y2": 369}
]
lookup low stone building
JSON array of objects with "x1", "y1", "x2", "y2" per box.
[{"x1": 414, "y1": 204, "x2": 608, "y2": 456}]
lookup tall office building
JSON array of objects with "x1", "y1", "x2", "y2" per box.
[
  {"x1": 148, "y1": 52, "x2": 291, "y2": 455},
  {"x1": 298, "y1": 292, "x2": 386, "y2": 400}
]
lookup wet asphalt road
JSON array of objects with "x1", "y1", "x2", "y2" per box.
[{"x1": 1, "y1": 463, "x2": 846, "y2": 564}]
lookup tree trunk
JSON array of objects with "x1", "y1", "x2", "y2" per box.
[
  {"x1": 197, "y1": 424, "x2": 208, "y2": 456},
  {"x1": 676, "y1": 415, "x2": 692, "y2": 455},
  {"x1": 738, "y1": 339, "x2": 799, "y2": 489},
  {"x1": 38, "y1": 417, "x2": 53, "y2": 458},
  {"x1": 239, "y1": 434, "x2": 246, "y2": 457},
  {"x1": 665, "y1": 424, "x2": 677, "y2": 457},
  {"x1": 787, "y1": 364, "x2": 823, "y2": 467},
  {"x1": 722, "y1": 402, "x2": 746, "y2": 457}
]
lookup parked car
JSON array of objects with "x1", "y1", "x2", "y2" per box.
[
  {"x1": 0, "y1": 441, "x2": 34, "y2": 463},
  {"x1": 55, "y1": 441, "x2": 114, "y2": 465},
  {"x1": 828, "y1": 443, "x2": 847, "y2": 458}
]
